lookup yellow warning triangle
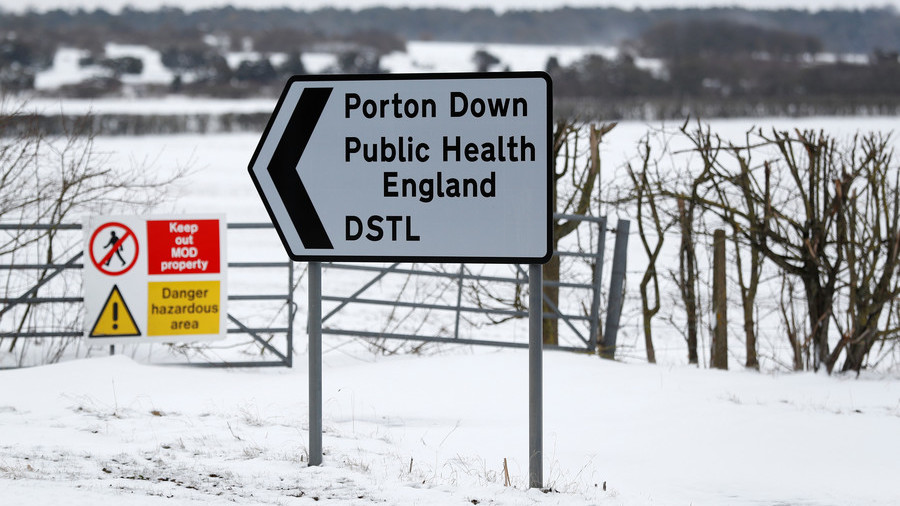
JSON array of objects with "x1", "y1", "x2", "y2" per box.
[{"x1": 89, "y1": 285, "x2": 141, "y2": 337}]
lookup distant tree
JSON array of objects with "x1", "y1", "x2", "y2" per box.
[
  {"x1": 348, "y1": 29, "x2": 406, "y2": 56},
  {"x1": 234, "y1": 58, "x2": 277, "y2": 83},
  {"x1": 277, "y1": 50, "x2": 306, "y2": 76},
  {"x1": 57, "y1": 77, "x2": 123, "y2": 98},
  {"x1": 334, "y1": 49, "x2": 382, "y2": 74},
  {"x1": 547, "y1": 53, "x2": 665, "y2": 98},
  {"x1": 800, "y1": 61, "x2": 900, "y2": 97},
  {"x1": 170, "y1": 73, "x2": 183, "y2": 93},
  {"x1": 0, "y1": 32, "x2": 55, "y2": 91},
  {"x1": 545, "y1": 56, "x2": 562, "y2": 74},
  {"x1": 633, "y1": 19, "x2": 822, "y2": 60},
  {"x1": 0, "y1": 33, "x2": 56, "y2": 70},
  {"x1": 4, "y1": 6, "x2": 900, "y2": 56},
  {"x1": 251, "y1": 27, "x2": 318, "y2": 53},
  {"x1": 0, "y1": 65, "x2": 36, "y2": 92},
  {"x1": 472, "y1": 48, "x2": 500, "y2": 72},
  {"x1": 99, "y1": 56, "x2": 143, "y2": 76},
  {"x1": 871, "y1": 48, "x2": 900, "y2": 65},
  {"x1": 161, "y1": 45, "x2": 230, "y2": 83},
  {"x1": 178, "y1": 53, "x2": 231, "y2": 85}
]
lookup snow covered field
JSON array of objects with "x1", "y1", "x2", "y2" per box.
[
  {"x1": 1, "y1": 349, "x2": 898, "y2": 505},
  {"x1": 5, "y1": 32, "x2": 900, "y2": 503},
  {"x1": 30, "y1": 40, "x2": 613, "y2": 94},
  {"x1": 27, "y1": 40, "x2": 641, "y2": 101},
  {"x1": 1, "y1": 115, "x2": 899, "y2": 504}
]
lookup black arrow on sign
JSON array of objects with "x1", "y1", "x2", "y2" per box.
[{"x1": 268, "y1": 87, "x2": 334, "y2": 249}]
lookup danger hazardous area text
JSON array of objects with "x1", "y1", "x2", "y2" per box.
[{"x1": 148, "y1": 281, "x2": 220, "y2": 335}]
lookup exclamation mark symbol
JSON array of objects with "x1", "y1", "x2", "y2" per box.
[{"x1": 112, "y1": 302, "x2": 119, "y2": 330}]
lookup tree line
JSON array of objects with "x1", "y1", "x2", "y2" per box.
[
  {"x1": 4, "y1": 6, "x2": 900, "y2": 113},
  {"x1": 3, "y1": 6, "x2": 900, "y2": 51},
  {"x1": 547, "y1": 18, "x2": 900, "y2": 107},
  {"x1": 607, "y1": 121, "x2": 900, "y2": 373}
]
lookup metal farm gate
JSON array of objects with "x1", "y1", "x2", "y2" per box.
[
  {"x1": 318, "y1": 214, "x2": 629, "y2": 354},
  {"x1": 0, "y1": 215, "x2": 629, "y2": 367},
  {"x1": 0, "y1": 222, "x2": 295, "y2": 368}
]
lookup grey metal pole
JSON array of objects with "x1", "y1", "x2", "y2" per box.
[
  {"x1": 528, "y1": 263, "x2": 543, "y2": 489},
  {"x1": 454, "y1": 263, "x2": 465, "y2": 340},
  {"x1": 308, "y1": 261, "x2": 323, "y2": 466},
  {"x1": 287, "y1": 260, "x2": 294, "y2": 368},
  {"x1": 602, "y1": 220, "x2": 630, "y2": 359},
  {"x1": 588, "y1": 216, "x2": 607, "y2": 351}
]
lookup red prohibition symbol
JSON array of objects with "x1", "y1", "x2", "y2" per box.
[{"x1": 90, "y1": 222, "x2": 139, "y2": 276}]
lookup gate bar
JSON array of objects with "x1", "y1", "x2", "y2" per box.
[
  {"x1": 321, "y1": 328, "x2": 589, "y2": 353},
  {"x1": 0, "y1": 251, "x2": 83, "y2": 319},
  {"x1": 322, "y1": 262, "x2": 400, "y2": 323},
  {"x1": 515, "y1": 264, "x2": 590, "y2": 345},
  {"x1": 601, "y1": 220, "x2": 630, "y2": 359},
  {"x1": 588, "y1": 216, "x2": 607, "y2": 350}
]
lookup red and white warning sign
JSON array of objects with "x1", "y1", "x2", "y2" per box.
[
  {"x1": 88, "y1": 222, "x2": 139, "y2": 275},
  {"x1": 83, "y1": 214, "x2": 227, "y2": 344}
]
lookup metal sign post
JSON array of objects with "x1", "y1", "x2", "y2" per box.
[
  {"x1": 528, "y1": 263, "x2": 543, "y2": 488},
  {"x1": 306, "y1": 263, "x2": 543, "y2": 486},
  {"x1": 308, "y1": 261, "x2": 323, "y2": 466}
]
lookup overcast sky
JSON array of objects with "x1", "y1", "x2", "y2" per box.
[{"x1": 3, "y1": 0, "x2": 900, "y2": 12}]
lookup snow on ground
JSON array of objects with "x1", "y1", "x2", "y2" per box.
[
  {"x1": 3, "y1": 96, "x2": 900, "y2": 504},
  {"x1": 0, "y1": 349, "x2": 898, "y2": 505},
  {"x1": 33, "y1": 47, "x2": 103, "y2": 90},
  {"x1": 104, "y1": 43, "x2": 175, "y2": 86},
  {"x1": 26, "y1": 40, "x2": 606, "y2": 116},
  {"x1": 22, "y1": 95, "x2": 278, "y2": 116},
  {"x1": 31, "y1": 40, "x2": 621, "y2": 98},
  {"x1": 381, "y1": 41, "x2": 612, "y2": 73}
]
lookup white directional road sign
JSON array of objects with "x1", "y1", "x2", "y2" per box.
[{"x1": 248, "y1": 72, "x2": 552, "y2": 263}]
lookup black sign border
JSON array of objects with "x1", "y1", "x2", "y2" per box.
[{"x1": 249, "y1": 71, "x2": 553, "y2": 264}]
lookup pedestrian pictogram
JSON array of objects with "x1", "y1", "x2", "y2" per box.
[
  {"x1": 89, "y1": 222, "x2": 139, "y2": 275},
  {"x1": 89, "y1": 285, "x2": 140, "y2": 337}
]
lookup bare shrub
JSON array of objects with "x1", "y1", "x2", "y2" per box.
[{"x1": 0, "y1": 98, "x2": 187, "y2": 365}]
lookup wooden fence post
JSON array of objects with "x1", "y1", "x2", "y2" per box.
[{"x1": 712, "y1": 229, "x2": 728, "y2": 370}]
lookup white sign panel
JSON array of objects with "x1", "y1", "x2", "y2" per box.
[
  {"x1": 248, "y1": 72, "x2": 552, "y2": 263},
  {"x1": 82, "y1": 215, "x2": 227, "y2": 344}
]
